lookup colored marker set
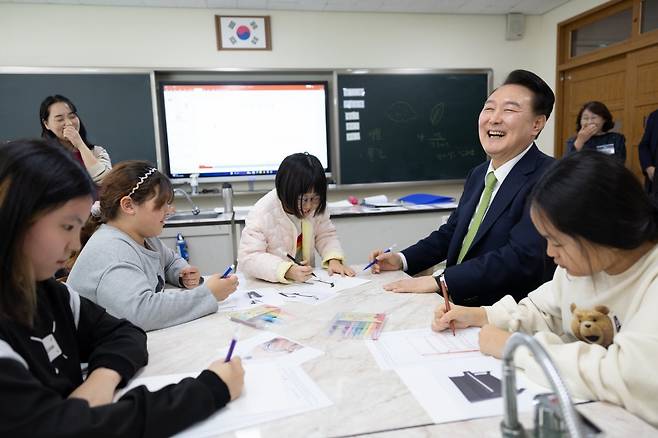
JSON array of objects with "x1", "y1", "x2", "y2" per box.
[
  {"x1": 228, "y1": 305, "x2": 287, "y2": 329},
  {"x1": 327, "y1": 312, "x2": 387, "y2": 340}
]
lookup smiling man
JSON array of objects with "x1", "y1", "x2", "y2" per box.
[{"x1": 369, "y1": 70, "x2": 557, "y2": 306}]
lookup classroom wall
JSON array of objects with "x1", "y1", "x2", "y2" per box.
[{"x1": 0, "y1": 0, "x2": 607, "y2": 208}]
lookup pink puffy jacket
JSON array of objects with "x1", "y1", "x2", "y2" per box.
[{"x1": 238, "y1": 189, "x2": 345, "y2": 283}]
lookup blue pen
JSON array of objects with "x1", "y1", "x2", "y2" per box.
[
  {"x1": 221, "y1": 264, "x2": 235, "y2": 279},
  {"x1": 224, "y1": 328, "x2": 239, "y2": 362},
  {"x1": 362, "y1": 244, "x2": 397, "y2": 271}
]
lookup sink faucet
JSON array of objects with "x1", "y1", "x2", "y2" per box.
[
  {"x1": 501, "y1": 332, "x2": 584, "y2": 438},
  {"x1": 173, "y1": 188, "x2": 200, "y2": 215}
]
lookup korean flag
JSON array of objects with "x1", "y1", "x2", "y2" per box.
[{"x1": 220, "y1": 16, "x2": 269, "y2": 49}]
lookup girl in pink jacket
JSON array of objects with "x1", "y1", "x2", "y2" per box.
[{"x1": 238, "y1": 153, "x2": 354, "y2": 283}]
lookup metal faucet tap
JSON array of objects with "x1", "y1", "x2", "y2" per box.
[
  {"x1": 501, "y1": 332, "x2": 584, "y2": 438},
  {"x1": 173, "y1": 188, "x2": 200, "y2": 215}
]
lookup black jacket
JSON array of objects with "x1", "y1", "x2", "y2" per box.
[
  {"x1": 0, "y1": 279, "x2": 230, "y2": 438},
  {"x1": 401, "y1": 144, "x2": 556, "y2": 306}
]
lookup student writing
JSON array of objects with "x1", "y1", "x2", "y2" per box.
[
  {"x1": 432, "y1": 151, "x2": 658, "y2": 427},
  {"x1": 0, "y1": 139, "x2": 244, "y2": 437},
  {"x1": 239, "y1": 152, "x2": 354, "y2": 283},
  {"x1": 67, "y1": 161, "x2": 238, "y2": 331}
]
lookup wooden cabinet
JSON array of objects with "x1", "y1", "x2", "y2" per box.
[{"x1": 556, "y1": 0, "x2": 658, "y2": 180}]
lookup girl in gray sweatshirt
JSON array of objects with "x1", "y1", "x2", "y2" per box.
[{"x1": 68, "y1": 161, "x2": 238, "y2": 331}]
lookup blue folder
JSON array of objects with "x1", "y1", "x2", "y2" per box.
[{"x1": 398, "y1": 193, "x2": 455, "y2": 205}]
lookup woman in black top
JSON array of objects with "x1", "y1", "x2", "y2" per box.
[
  {"x1": 565, "y1": 101, "x2": 626, "y2": 163},
  {"x1": 0, "y1": 139, "x2": 244, "y2": 437}
]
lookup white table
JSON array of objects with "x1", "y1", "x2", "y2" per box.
[{"x1": 143, "y1": 270, "x2": 656, "y2": 437}]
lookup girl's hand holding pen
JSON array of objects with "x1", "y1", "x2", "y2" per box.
[
  {"x1": 285, "y1": 262, "x2": 314, "y2": 282},
  {"x1": 431, "y1": 305, "x2": 488, "y2": 332},
  {"x1": 207, "y1": 357, "x2": 245, "y2": 401},
  {"x1": 207, "y1": 274, "x2": 239, "y2": 301}
]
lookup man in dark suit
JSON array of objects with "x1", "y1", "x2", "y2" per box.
[
  {"x1": 369, "y1": 69, "x2": 556, "y2": 306},
  {"x1": 638, "y1": 108, "x2": 658, "y2": 196}
]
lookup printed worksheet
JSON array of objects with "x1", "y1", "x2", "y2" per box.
[
  {"x1": 395, "y1": 355, "x2": 541, "y2": 424},
  {"x1": 366, "y1": 327, "x2": 482, "y2": 370},
  {"x1": 218, "y1": 331, "x2": 323, "y2": 366}
]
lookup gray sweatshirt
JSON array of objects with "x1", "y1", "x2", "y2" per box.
[{"x1": 67, "y1": 224, "x2": 218, "y2": 331}]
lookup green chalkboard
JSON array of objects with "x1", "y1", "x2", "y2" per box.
[
  {"x1": 337, "y1": 72, "x2": 490, "y2": 184},
  {"x1": 0, "y1": 73, "x2": 157, "y2": 165}
]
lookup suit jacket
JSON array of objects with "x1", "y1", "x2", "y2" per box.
[
  {"x1": 638, "y1": 109, "x2": 658, "y2": 191},
  {"x1": 401, "y1": 144, "x2": 556, "y2": 306}
]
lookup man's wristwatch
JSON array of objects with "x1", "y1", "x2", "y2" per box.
[{"x1": 433, "y1": 271, "x2": 447, "y2": 294}]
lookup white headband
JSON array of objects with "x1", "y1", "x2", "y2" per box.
[{"x1": 127, "y1": 168, "x2": 157, "y2": 197}]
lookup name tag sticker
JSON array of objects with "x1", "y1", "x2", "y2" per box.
[
  {"x1": 596, "y1": 143, "x2": 615, "y2": 155},
  {"x1": 42, "y1": 334, "x2": 62, "y2": 362}
]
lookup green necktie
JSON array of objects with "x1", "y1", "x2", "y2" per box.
[{"x1": 458, "y1": 171, "x2": 497, "y2": 263}]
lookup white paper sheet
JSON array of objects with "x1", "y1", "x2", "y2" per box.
[
  {"x1": 218, "y1": 331, "x2": 323, "y2": 366},
  {"x1": 362, "y1": 195, "x2": 401, "y2": 207},
  {"x1": 116, "y1": 363, "x2": 332, "y2": 437},
  {"x1": 342, "y1": 88, "x2": 365, "y2": 97},
  {"x1": 343, "y1": 100, "x2": 365, "y2": 109},
  {"x1": 366, "y1": 328, "x2": 482, "y2": 370},
  {"x1": 217, "y1": 287, "x2": 285, "y2": 312},
  {"x1": 327, "y1": 200, "x2": 354, "y2": 208},
  {"x1": 274, "y1": 268, "x2": 369, "y2": 303},
  {"x1": 396, "y1": 355, "x2": 542, "y2": 424}
]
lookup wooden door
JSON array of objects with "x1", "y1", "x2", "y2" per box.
[
  {"x1": 559, "y1": 56, "x2": 627, "y2": 161},
  {"x1": 626, "y1": 44, "x2": 658, "y2": 177}
]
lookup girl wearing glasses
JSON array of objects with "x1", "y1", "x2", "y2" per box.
[{"x1": 239, "y1": 153, "x2": 354, "y2": 283}]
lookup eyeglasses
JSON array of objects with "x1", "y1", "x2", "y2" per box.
[{"x1": 299, "y1": 195, "x2": 321, "y2": 206}]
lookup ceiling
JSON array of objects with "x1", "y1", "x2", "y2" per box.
[{"x1": 0, "y1": 0, "x2": 572, "y2": 15}]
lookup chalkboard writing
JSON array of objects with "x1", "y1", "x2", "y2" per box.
[{"x1": 338, "y1": 72, "x2": 490, "y2": 184}]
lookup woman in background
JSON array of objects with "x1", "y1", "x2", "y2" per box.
[
  {"x1": 40, "y1": 94, "x2": 112, "y2": 183},
  {"x1": 565, "y1": 100, "x2": 626, "y2": 163}
]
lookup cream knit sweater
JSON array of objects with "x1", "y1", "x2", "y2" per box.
[{"x1": 485, "y1": 244, "x2": 658, "y2": 427}]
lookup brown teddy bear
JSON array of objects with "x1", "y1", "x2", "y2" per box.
[{"x1": 570, "y1": 303, "x2": 615, "y2": 348}]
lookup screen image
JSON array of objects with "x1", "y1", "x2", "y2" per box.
[{"x1": 160, "y1": 83, "x2": 330, "y2": 179}]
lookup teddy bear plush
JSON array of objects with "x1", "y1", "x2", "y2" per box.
[{"x1": 570, "y1": 303, "x2": 615, "y2": 348}]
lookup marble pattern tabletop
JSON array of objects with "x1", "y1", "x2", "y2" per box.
[{"x1": 143, "y1": 269, "x2": 656, "y2": 438}]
